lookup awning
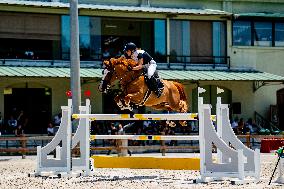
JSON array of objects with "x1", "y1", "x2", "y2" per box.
[
  {"x1": 0, "y1": 66, "x2": 283, "y2": 82},
  {"x1": 0, "y1": 0, "x2": 231, "y2": 16}
]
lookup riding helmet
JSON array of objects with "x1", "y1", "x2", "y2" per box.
[{"x1": 123, "y1": 42, "x2": 137, "y2": 52}]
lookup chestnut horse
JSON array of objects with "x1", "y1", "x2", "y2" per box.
[{"x1": 99, "y1": 57, "x2": 188, "y2": 114}]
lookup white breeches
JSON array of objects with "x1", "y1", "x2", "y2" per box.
[{"x1": 147, "y1": 60, "x2": 157, "y2": 78}]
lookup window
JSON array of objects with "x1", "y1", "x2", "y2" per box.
[
  {"x1": 61, "y1": 15, "x2": 100, "y2": 60},
  {"x1": 253, "y1": 22, "x2": 272, "y2": 46},
  {"x1": 233, "y1": 20, "x2": 284, "y2": 47},
  {"x1": 90, "y1": 17, "x2": 102, "y2": 60},
  {"x1": 275, "y1": 22, "x2": 284, "y2": 47},
  {"x1": 154, "y1": 20, "x2": 166, "y2": 62},
  {"x1": 233, "y1": 21, "x2": 251, "y2": 46},
  {"x1": 169, "y1": 20, "x2": 226, "y2": 64},
  {"x1": 170, "y1": 20, "x2": 190, "y2": 63},
  {"x1": 213, "y1": 22, "x2": 226, "y2": 63}
]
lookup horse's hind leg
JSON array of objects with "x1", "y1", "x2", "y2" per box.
[{"x1": 179, "y1": 100, "x2": 188, "y2": 113}]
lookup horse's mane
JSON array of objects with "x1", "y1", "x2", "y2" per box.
[{"x1": 104, "y1": 57, "x2": 137, "y2": 69}]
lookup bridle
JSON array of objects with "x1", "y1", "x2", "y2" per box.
[{"x1": 104, "y1": 62, "x2": 143, "y2": 93}]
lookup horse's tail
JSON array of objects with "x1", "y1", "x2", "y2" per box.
[
  {"x1": 173, "y1": 82, "x2": 187, "y2": 101},
  {"x1": 173, "y1": 81, "x2": 188, "y2": 113}
]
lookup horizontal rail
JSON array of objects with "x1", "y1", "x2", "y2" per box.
[
  {"x1": 0, "y1": 136, "x2": 53, "y2": 141},
  {"x1": 0, "y1": 135, "x2": 282, "y2": 142},
  {"x1": 0, "y1": 148, "x2": 36, "y2": 152},
  {"x1": 72, "y1": 113, "x2": 216, "y2": 121},
  {"x1": 90, "y1": 146, "x2": 199, "y2": 151},
  {"x1": 90, "y1": 135, "x2": 199, "y2": 141}
]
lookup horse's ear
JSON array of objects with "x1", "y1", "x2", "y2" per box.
[{"x1": 103, "y1": 60, "x2": 110, "y2": 67}]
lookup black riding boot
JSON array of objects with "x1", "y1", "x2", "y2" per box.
[{"x1": 149, "y1": 75, "x2": 164, "y2": 98}]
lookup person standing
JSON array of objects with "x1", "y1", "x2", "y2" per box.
[
  {"x1": 15, "y1": 124, "x2": 26, "y2": 158},
  {"x1": 107, "y1": 123, "x2": 117, "y2": 155},
  {"x1": 117, "y1": 123, "x2": 132, "y2": 156}
]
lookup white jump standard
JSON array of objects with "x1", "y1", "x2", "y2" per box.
[
  {"x1": 195, "y1": 96, "x2": 260, "y2": 184},
  {"x1": 29, "y1": 99, "x2": 91, "y2": 177}
]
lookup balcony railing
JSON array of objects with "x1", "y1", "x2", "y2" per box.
[
  {"x1": 254, "y1": 111, "x2": 282, "y2": 135},
  {"x1": 154, "y1": 55, "x2": 230, "y2": 69},
  {"x1": 0, "y1": 54, "x2": 230, "y2": 70}
]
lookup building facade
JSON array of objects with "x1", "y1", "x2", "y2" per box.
[{"x1": 0, "y1": 0, "x2": 284, "y2": 133}]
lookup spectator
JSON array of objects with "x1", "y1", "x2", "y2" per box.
[
  {"x1": 231, "y1": 117, "x2": 239, "y2": 134},
  {"x1": 24, "y1": 48, "x2": 34, "y2": 59},
  {"x1": 54, "y1": 113, "x2": 62, "y2": 126},
  {"x1": 15, "y1": 124, "x2": 24, "y2": 137},
  {"x1": 47, "y1": 122, "x2": 55, "y2": 136},
  {"x1": 143, "y1": 119, "x2": 152, "y2": 130},
  {"x1": 17, "y1": 110, "x2": 25, "y2": 124},
  {"x1": 238, "y1": 118, "x2": 245, "y2": 134},
  {"x1": 8, "y1": 115, "x2": 17, "y2": 133},
  {"x1": 168, "y1": 129, "x2": 177, "y2": 146},
  {"x1": 117, "y1": 123, "x2": 132, "y2": 156},
  {"x1": 17, "y1": 110, "x2": 29, "y2": 131},
  {"x1": 15, "y1": 124, "x2": 26, "y2": 158},
  {"x1": 102, "y1": 48, "x2": 111, "y2": 60},
  {"x1": 107, "y1": 123, "x2": 117, "y2": 155},
  {"x1": 246, "y1": 118, "x2": 258, "y2": 134}
]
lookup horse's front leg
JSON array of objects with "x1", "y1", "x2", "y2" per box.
[
  {"x1": 114, "y1": 94, "x2": 134, "y2": 111},
  {"x1": 114, "y1": 95, "x2": 125, "y2": 109}
]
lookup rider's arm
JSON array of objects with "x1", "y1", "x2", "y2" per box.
[
  {"x1": 132, "y1": 52, "x2": 143, "y2": 70},
  {"x1": 132, "y1": 58, "x2": 143, "y2": 70}
]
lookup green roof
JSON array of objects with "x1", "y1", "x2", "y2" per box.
[
  {"x1": 0, "y1": 66, "x2": 284, "y2": 81},
  {"x1": 235, "y1": 13, "x2": 284, "y2": 18},
  {"x1": 0, "y1": 1, "x2": 231, "y2": 16}
]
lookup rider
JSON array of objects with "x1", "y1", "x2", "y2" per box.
[{"x1": 123, "y1": 42, "x2": 164, "y2": 98}]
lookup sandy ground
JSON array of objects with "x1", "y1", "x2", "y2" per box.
[{"x1": 0, "y1": 154, "x2": 283, "y2": 189}]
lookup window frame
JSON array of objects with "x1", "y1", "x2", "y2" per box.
[{"x1": 232, "y1": 18, "x2": 284, "y2": 47}]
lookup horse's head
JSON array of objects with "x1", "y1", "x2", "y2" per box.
[
  {"x1": 98, "y1": 59, "x2": 113, "y2": 93},
  {"x1": 98, "y1": 57, "x2": 138, "y2": 93}
]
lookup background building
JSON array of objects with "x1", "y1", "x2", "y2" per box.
[{"x1": 0, "y1": 0, "x2": 283, "y2": 133}]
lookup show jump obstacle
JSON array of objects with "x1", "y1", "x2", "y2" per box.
[{"x1": 29, "y1": 88, "x2": 260, "y2": 184}]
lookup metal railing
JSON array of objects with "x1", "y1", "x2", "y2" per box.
[
  {"x1": 154, "y1": 55, "x2": 230, "y2": 69},
  {"x1": 254, "y1": 111, "x2": 282, "y2": 135},
  {"x1": 0, "y1": 55, "x2": 231, "y2": 70}
]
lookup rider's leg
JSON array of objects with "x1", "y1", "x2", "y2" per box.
[
  {"x1": 149, "y1": 73, "x2": 164, "y2": 98},
  {"x1": 147, "y1": 60, "x2": 157, "y2": 78},
  {"x1": 146, "y1": 60, "x2": 164, "y2": 98}
]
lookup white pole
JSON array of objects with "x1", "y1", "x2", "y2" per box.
[{"x1": 70, "y1": 0, "x2": 81, "y2": 114}]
